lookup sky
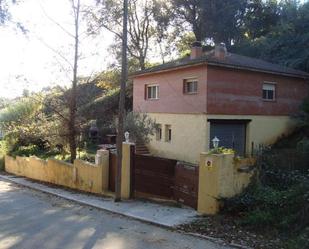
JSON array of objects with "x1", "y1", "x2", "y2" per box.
[{"x1": 0, "y1": 0, "x2": 114, "y2": 99}]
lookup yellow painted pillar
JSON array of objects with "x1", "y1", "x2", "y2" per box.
[
  {"x1": 121, "y1": 142, "x2": 134, "y2": 199},
  {"x1": 96, "y1": 149, "x2": 110, "y2": 192},
  {"x1": 197, "y1": 153, "x2": 235, "y2": 215},
  {"x1": 197, "y1": 153, "x2": 220, "y2": 215},
  {"x1": 218, "y1": 154, "x2": 235, "y2": 198}
]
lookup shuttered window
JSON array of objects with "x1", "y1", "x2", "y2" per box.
[{"x1": 263, "y1": 83, "x2": 276, "y2": 101}]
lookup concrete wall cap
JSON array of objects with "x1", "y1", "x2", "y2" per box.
[
  {"x1": 206, "y1": 153, "x2": 234, "y2": 157},
  {"x1": 29, "y1": 156, "x2": 47, "y2": 163},
  {"x1": 97, "y1": 149, "x2": 109, "y2": 153},
  {"x1": 74, "y1": 159, "x2": 97, "y2": 167},
  {"x1": 48, "y1": 158, "x2": 73, "y2": 167},
  {"x1": 123, "y1": 142, "x2": 135, "y2": 145}
]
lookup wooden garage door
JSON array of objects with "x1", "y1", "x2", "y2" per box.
[{"x1": 210, "y1": 121, "x2": 246, "y2": 156}]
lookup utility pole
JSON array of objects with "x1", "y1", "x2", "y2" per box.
[{"x1": 115, "y1": 0, "x2": 128, "y2": 202}]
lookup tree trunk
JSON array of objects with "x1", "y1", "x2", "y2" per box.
[
  {"x1": 139, "y1": 56, "x2": 146, "y2": 71},
  {"x1": 69, "y1": 0, "x2": 80, "y2": 163},
  {"x1": 115, "y1": 0, "x2": 128, "y2": 202}
]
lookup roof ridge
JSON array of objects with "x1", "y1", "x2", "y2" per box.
[
  {"x1": 228, "y1": 52, "x2": 307, "y2": 72},
  {"x1": 132, "y1": 50, "x2": 309, "y2": 79}
]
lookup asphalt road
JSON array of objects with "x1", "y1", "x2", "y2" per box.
[{"x1": 0, "y1": 179, "x2": 231, "y2": 249}]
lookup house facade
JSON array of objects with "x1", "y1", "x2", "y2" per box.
[{"x1": 132, "y1": 43, "x2": 309, "y2": 164}]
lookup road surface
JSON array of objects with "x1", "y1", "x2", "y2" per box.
[{"x1": 0, "y1": 179, "x2": 230, "y2": 249}]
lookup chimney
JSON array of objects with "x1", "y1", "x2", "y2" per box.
[
  {"x1": 214, "y1": 43, "x2": 227, "y2": 59},
  {"x1": 190, "y1": 41, "x2": 203, "y2": 59}
]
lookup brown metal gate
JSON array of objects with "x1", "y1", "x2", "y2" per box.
[
  {"x1": 133, "y1": 154, "x2": 176, "y2": 199},
  {"x1": 174, "y1": 162, "x2": 199, "y2": 209},
  {"x1": 133, "y1": 154, "x2": 199, "y2": 209},
  {"x1": 109, "y1": 149, "x2": 199, "y2": 209}
]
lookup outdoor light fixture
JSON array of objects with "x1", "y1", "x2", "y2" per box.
[
  {"x1": 124, "y1": 131, "x2": 130, "y2": 143},
  {"x1": 212, "y1": 136, "x2": 220, "y2": 149}
]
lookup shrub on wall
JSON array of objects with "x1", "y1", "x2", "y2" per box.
[{"x1": 208, "y1": 147, "x2": 235, "y2": 155}]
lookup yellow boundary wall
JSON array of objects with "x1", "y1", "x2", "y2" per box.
[
  {"x1": 4, "y1": 144, "x2": 253, "y2": 213},
  {"x1": 5, "y1": 149, "x2": 110, "y2": 195}
]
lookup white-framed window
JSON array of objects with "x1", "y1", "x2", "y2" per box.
[
  {"x1": 183, "y1": 79, "x2": 198, "y2": 94},
  {"x1": 262, "y1": 83, "x2": 276, "y2": 101},
  {"x1": 165, "y1": 125, "x2": 172, "y2": 142},
  {"x1": 146, "y1": 84, "x2": 159, "y2": 100},
  {"x1": 156, "y1": 124, "x2": 162, "y2": 141}
]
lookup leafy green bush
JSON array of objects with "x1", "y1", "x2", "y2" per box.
[
  {"x1": 78, "y1": 151, "x2": 95, "y2": 163},
  {"x1": 53, "y1": 153, "x2": 71, "y2": 162},
  {"x1": 285, "y1": 228, "x2": 309, "y2": 249},
  {"x1": 123, "y1": 112, "x2": 157, "y2": 143},
  {"x1": 260, "y1": 167, "x2": 308, "y2": 190},
  {"x1": 256, "y1": 147, "x2": 309, "y2": 189},
  {"x1": 224, "y1": 182, "x2": 309, "y2": 233},
  {"x1": 241, "y1": 209, "x2": 274, "y2": 227},
  {"x1": 8, "y1": 144, "x2": 60, "y2": 158},
  {"x1": 10, "y1": 144, "x2": 41, "y2": 157},
  {"x1": 0, "y1": 140, "x2": 7, "y2": 171},
  {"x1": 0, "y1": 157, "x2": 4, "y2": 171},
  {"x1": 297, "y1": 138, "x2": 309, "y2": 152}
]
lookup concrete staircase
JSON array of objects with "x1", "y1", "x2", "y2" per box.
[{"x1": 135, "y1": 142, "x2": 150, "y2": 155}]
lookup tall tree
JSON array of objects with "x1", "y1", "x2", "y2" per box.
[
  {"x1": 37, "y1": 0, "x2": 87, "y2": 162},
  {"x1": 170, "y1": 0, "x2": 206, "y2": 42},
  {"x1": 89, "y1": 0, "x2": 168, "y2": 70},
  {"x1": 0, "y1": 0, "x2": 14, "y2": 24},
  {"x1": 115, "y1": 0, "x2": 128, "y2": 202},
  {"x1": 68, "y1": 0, "x2": 81, "y2": 163},
  {"x1": 171, "y1": 0, "x2": 247, "y2": 45},
  {"x1": 241, "y1": 0, "x2": 281, "y2": 40},
  {"x1": 232, "y1": 1, "x2": 309, "y2": 72},
  {"x1": 0, "y1": 0, "x2": 24, "y2": 31}
]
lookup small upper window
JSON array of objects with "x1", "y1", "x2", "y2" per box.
[
  {"x1": 184, "y1": 79, "x2": 198, "y2": 94},
  {"x1": 262, "y1": 83, "x2": 276, "y2": 101},
  {"x1": 146, "y1": 85, "x2": 159, "y2": 100}
]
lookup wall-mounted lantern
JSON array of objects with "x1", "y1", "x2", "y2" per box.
[{"x1": 212, "y1": 136, "x2": 220, "y2": 149}]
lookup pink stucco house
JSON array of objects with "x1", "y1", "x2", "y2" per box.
[{"x1": 132, "y1": 43, "x2": 309, "y2": 164}]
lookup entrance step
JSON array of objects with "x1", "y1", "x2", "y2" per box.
[{"x1": 135, "y1": 142, "x2": 150, "y2": 155}]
